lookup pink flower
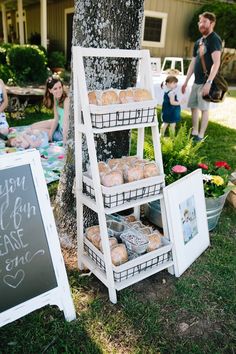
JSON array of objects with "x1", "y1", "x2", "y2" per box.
[
  {"x1": 215, "y1": 161, "x2": 231, "y2": 170},
  {"x1": 198, "y1": 163, "x2": 208, "y2": 170},
  {"x1": 172, "y1": 165, "x2": 187, "y2": 173}
]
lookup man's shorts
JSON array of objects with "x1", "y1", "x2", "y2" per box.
[{"x1": 188, "y1": 83, "x2": 210, "y2": 111}]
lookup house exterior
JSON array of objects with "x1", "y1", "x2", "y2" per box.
[
  {"x1": 0, "y1": 0, "x2": 206, "y2": 60},
  {"x1": 0, "y1": 0, "x2": 235, "y2": 78}
]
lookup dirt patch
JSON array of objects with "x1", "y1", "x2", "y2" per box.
[
  {"x1": 177, "y1": 316, "x2": 222, "y2": 339},
  {"x1": 130, "y1": 270, "x2": 175, "y2": 302},
  {"x1": 61, "y1": 247, "x2": 78, "y2": 270}
]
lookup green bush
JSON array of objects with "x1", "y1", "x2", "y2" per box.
[
  {"x1": 48, "y1": 51, "x2": 66, "y2": 69},
  {"x1": 0, "y1": 64, "x2": 14, "y2": 84},
  {"x1": 7, "y1": 44, "x2": 48, "y2": 85},
  {"x1": 0, "y1": 47, "x2": 7, "y2": 65},
  {"x1": 0, "y1": 43, "x2": 14, "y2": 65}
]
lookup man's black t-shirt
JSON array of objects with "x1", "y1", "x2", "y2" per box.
[{"x1": 193, "y1": 31, "x2": 222, "y2": 84}]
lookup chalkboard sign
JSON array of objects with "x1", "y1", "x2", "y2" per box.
[{"x1": 0, "y1": 150, "x2": 75, "y2": 326}]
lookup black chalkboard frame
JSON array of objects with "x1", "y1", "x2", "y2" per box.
[{"x1": 0, "y1": 150, "x2": 76, "y2": 327}]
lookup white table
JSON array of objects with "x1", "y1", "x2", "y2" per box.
[{"x1": 152, "y1": 73, "x2": 217, "y2": 110}]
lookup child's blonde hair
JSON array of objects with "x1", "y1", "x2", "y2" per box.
[{"x1": 161, "y1": 75, "x2": 178, "y2": 89}]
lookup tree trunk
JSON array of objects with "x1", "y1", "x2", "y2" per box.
[{"x1": 54, "y1": 0, "x2": 144, "y2": 246}]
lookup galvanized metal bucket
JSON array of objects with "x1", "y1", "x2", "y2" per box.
[
  {"x1": 205, "y1": 192, "x2": 228, "y2": 231},
  {"x1": 144, "y1": 200, "x2": 163, "y2": 228},
  {"x1": 145, "y1": 192, "x2": 228, "y2": 232}
]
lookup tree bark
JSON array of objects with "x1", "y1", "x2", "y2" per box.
[{"x1": 54, "y1": 0, "x2": 144, "y2": 246}]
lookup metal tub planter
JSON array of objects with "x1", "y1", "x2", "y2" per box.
[
  {"x1": 145, "y1": 192, "x2": 228, "y2": 232},
  {"x1": 205, "y1": 192, "x2": 228, "y2": 231}
]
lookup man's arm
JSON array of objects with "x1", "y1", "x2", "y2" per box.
[
  {"x1": 201, "y1": 50, "x2": 221, "y2": 96},
  {"x1": 181, "y1": 57, "x2": 196, "y2": 94}
]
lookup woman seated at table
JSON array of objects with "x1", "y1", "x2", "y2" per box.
[{"x1": 31, "y1": 75, "x2": 69, "y2": 145}]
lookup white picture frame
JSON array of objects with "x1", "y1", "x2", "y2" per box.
[{"x1": 163, "y1": 169, "x2": 210, "y2": 277}]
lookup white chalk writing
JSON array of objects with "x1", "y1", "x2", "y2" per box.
[
  {"x1": 10, "y1": 197, "x2": 36, "y2": 230},
  {"x1": 5, "y1": 249, "x2": 45, "y2": 272}
]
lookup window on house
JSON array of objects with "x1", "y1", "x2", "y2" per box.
[{"x1": 142, "y1": 11, "x2": 168, "y2": 48}]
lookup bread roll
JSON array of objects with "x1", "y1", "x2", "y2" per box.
[
  {"x1": 101, "y1": 171, "x2": 124, "y2": 187},
  {"x1": 124, "y1": 165, "x2": 144, "y2": 182},
  {"x1": 88, "y1": 91, "x2": 97, "y2": 105},
  {"x1": 133, "y1": 88, "x2": 152, "y2": 101},
  {"x1": 98, "y1": 161, "x2": 110, "y2": 176},
  {"x1": 99, "y1": 237, "x2": 118, "y2": 253},
  {"x1": 124, "y1": 215, "x2": 136, "y2": 223},
  {"x1": 107, "y1": 158, "x2": 122, "y2": 169},
  {"x1": 147, "y1": 233, "x2": 162, "y2": 252},
  {"x1": 119, "y1": 89, "x2": 134, "y2": 103},
  {"x1": 143, "y1": 162, "x2": 160, "y2": 178},
  {"x1": 86, "y1": 225, "x2": 100, "y2": 241},
  {"x1": 111, "y1": 244, "x2": 128, "y2": 266},
  {"x1": 101, "y1": 90, "x2": 119, "y2": 105},
  {"x1": 134, "y1": 159, "x2": 147, "y2": 167},
  {"x1": 86, "y1": 225, "x2": 101, "y2": 249},
  {"x1": 123, "y1": 156, "x2": 139, "y2": 166}
]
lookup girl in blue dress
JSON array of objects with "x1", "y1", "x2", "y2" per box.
[{"x1": 160, "y1": 75, "x2": 182, "y2": 136}]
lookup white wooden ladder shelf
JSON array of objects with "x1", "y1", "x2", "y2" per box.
[{"x1": 72, "y1": 47, "x2": 174, "y2": 304}]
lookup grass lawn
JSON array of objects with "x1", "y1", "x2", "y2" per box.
[
  {"x1": 1, "y1": 108, "x2": 236, "y2": 353},
  {"x1": 229, "y1": 89, "x2": 236, "y2": 98}
]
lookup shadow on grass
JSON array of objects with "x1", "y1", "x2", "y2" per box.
[{"x1": 0, "y1": 305, "x2": 102, "y2": 354}]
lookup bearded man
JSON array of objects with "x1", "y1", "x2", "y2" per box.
[{"x1": 182, "y1": 12, "x2": 222, "y2": 140}]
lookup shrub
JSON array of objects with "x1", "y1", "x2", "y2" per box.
[
  {"x1": 0, "y1": 64, "x2": 14, "y2": 84},
  {"x1": 7, "y1": 44, "x2": 48, "y2": 85},
  {"x1": 48, "y1": 51, "x2": 66, "y2": 69},
  {"x1": 0, "y1": 44, "x2": 14, "y2": 65}
]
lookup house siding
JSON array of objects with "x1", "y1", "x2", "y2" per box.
[
  {"x1": 18, "y1": 0, "x2": 203, "y2": 58},
  {"x1": 144, "y1": 0, "x2": 204, "y2": 58},
  {"x1": 26, "y1": 0, "x2": 73, "y2": 52}
]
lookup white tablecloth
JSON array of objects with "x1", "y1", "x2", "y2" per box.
[
  {"x1": 152, "y1": 74, "x2": 217, "y2": 110},
  {"x1": 152, "y1": 74, "x2": 194, "y2": 110}
]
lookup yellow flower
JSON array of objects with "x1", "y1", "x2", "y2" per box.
[{"x1": 211, "y1": 175, "x2": 224, "y2": 186}]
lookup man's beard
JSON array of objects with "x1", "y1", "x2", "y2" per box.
[{"x1": 199, "y1": 26, "x2": 211, "y2": 36}]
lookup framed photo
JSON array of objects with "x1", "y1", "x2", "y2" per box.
[{"x1": 163, "y1": 169, "x2": 210, "y2": 277}]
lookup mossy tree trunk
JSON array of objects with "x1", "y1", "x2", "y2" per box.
[{"x1": 54, "y1": 0, "x2": 144, "y2": 246}]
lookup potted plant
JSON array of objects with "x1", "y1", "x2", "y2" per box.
[
  {"x1": 144, "y1": 124, "x2": 235, "y2": 231},
  {"x1": 48, "y1": 51, "x2": 66, "y2": 73},
  {"x1": 197, "y1": 161, "x2": 233, "y2": 230}
]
